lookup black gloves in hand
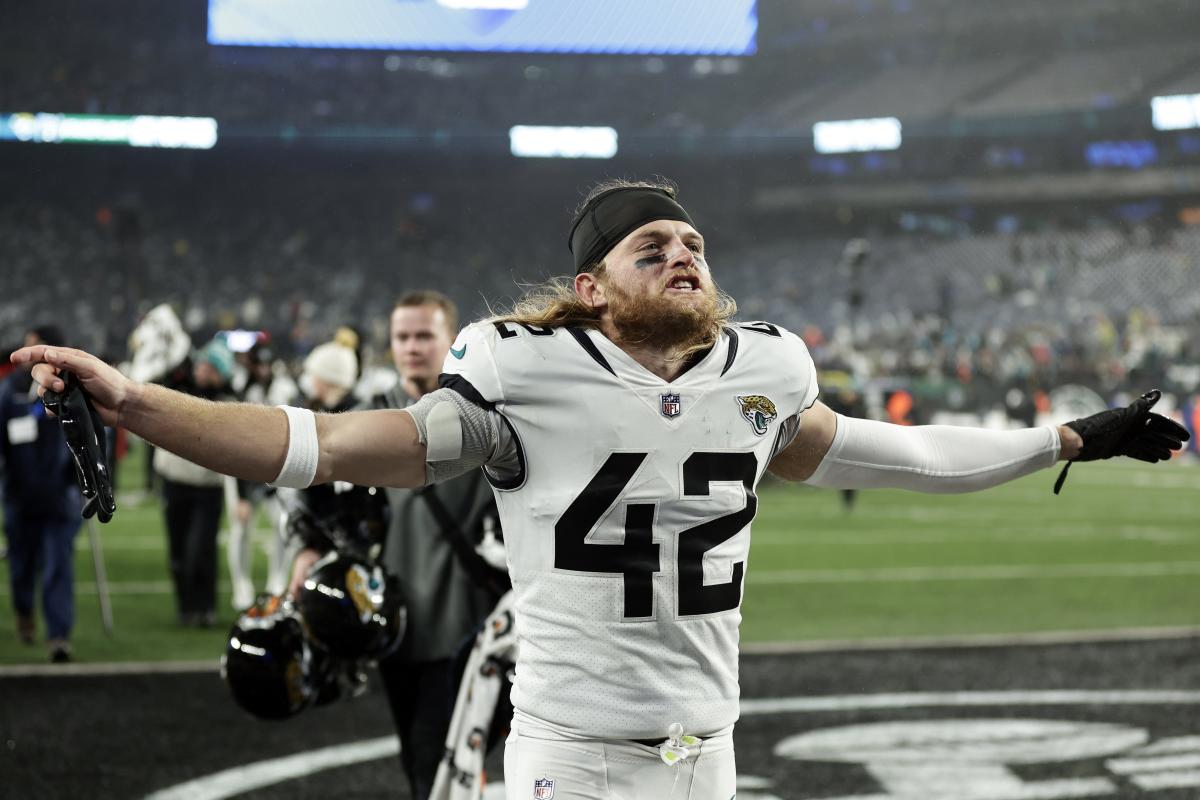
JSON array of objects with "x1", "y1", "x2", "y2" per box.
[
  {"x1": 1054, "y1": 389, "x2": 1191, "y2": 494},
  {"x1": 41, "y1": 370, "x2": 117, "y2": 522}
]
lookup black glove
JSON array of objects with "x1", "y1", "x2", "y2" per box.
[
  {"x1": 1053, "y1": 389, "x2": 1190, "y2": 494},
  {"x1": 41, "y1": 370, "x2": 117, "y2": 522}
]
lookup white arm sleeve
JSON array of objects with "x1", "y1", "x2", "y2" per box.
[{"x1": 805, "y1": 414, "x2": 1061, "y2": 493}]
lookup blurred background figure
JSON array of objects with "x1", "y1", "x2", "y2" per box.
[
  {"x1": 224, "y1": 338, "x2": 296, "y2": 610},
  {"x1": 152, "y1": 336, "x2": 237, "y2": 627},
  {"x1": 368, "y1": 292, "x2": 509, "y2": 799},
  {"x1": 822, "y1": 383, "x2": 868, "y2": 512},
  {"x1": 278, "y1": 305, "x2": 507, "y2": 798},
  {"x1": 298, "y1": 339, "x2": 359, "y2": 414},
  {"x1": 0, "y1": 325, "x2": 83, "y2": 662}
]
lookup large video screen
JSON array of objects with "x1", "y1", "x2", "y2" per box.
[{"x1": 208, "y1": 0, "x2": 757, "y2": 55}]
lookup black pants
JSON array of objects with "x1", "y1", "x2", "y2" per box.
[
  {"x1": 161, "y1": 479, "x2": 223, "y2": 619},
  {"x1": 377, "y1": 657, "x2": 455, "y2": 800}
]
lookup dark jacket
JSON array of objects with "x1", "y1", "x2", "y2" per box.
[
  {"x1": 369, "y1": 383, "x2": 505, "y2": 662},
  {"x1": 0, "y1": 369, "x2": 80, "y2": 515}
]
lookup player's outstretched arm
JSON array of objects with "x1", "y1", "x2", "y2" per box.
[
  {"x1": 11, "y1": 344, "x2": 429, "y2": 489},
  {"x1": 769, "y1": 399, "x2": 1085, "y2": 492}
]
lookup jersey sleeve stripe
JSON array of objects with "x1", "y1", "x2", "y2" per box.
[
  {"x1": 485, "y1": 413, "x2": 527, "y2": 491},
  {"x1": 720, "y1": 327, "x2": 740, "y2": 376},
  {"x1": 438, "y1": 373, "x2": 497, "y2": 411}
]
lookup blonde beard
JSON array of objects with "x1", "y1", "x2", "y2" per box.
[{"x1": 602, "y1": 277, "x2": 721, "y2": 356}]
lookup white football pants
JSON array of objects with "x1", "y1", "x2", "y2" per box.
[{"x1": 503, "y1": 711, "x2": 736, "y2": 800}]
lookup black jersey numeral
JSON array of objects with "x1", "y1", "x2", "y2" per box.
[
  {"x1": 738, "y1": 321, "x2": 782, "y2": 337},
  {"x1": 553, "y1": 451, "x2": 757, "y2": 620},
  {"x1": 677, "y1": 452, "x2": 758, "y2": 616},
  {"x1": 554, "y1": 453, "x2": 660, "y2": 618},
  {"x1": 494, "y1": 322, "x2": 555, "y2": 339}
]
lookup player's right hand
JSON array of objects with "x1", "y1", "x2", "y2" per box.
[{"x1": 9, "y1": 345, "x2": 133, "y2": 428}]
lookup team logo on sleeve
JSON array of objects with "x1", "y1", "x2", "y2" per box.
[
  {"x1": 533, "y1": 776, "x2": 555, "y2": 799},
  {"x1": 660, "y1": 393, "x2": 682, "y2": 418},
  {"x1": 737, "y1": 394, "x2": 778, "y2": 436}
]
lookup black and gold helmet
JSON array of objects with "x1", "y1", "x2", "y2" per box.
[
  {"x1": 220, "y1": 595, "x2": 332, "y2": 720},
  {"x1": 296, "y1": 551, "x2": 406, "y2": 661}
]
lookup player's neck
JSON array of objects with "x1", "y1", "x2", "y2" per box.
[{"x1": 599, "y1": 321, "x2": 692, "y2": 382}]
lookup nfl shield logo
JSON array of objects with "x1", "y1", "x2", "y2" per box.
[
  {"x1": 533, "y1": 777, "x2": 555, "y2": 799},
  {"x1": 660, "y1": 393, "x2": 682, "y2": 418}
]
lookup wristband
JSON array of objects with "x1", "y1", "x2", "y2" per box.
[{"x1": 270, "y1": 406, "x2": 320, "y2": 489}]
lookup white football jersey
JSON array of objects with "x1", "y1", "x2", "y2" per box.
[{"x1": 441, "y1": 320, "x2": 819, "y2": 739}]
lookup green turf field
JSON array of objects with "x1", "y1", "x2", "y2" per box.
[{"x1": 2, "y1": 444, "x2": 1198, "y2": 664}]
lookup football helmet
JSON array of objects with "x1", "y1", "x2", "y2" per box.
[
  {"x1": 297, "y1": 551, "x2": 406, "y2": 660},
  {"x1": 221, "y1": 595, "x2": 332, "y2": 720},
  {"x1": 281, "y1": 481, "x2": 389, "y2": 560}
]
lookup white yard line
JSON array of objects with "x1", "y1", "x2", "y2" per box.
[
  {"x1": 750, "y1": 526, "x2": 1193, "y2": 544},
  {"x1": 142, "y1": 736, "x2": 401, "y2": 800},
  {"x1": 63, "y1": 561, "x2": 1200, "y2": 598},
  {"x1": 737, "y1": 689, "x2": 1200, "y2": 715},
  {"x1": 750, "y1": 561, "x2": 1200, "y2": 584},
  {"x1": 741, "y1": 625, "x2": 1200, "y2": 654}
]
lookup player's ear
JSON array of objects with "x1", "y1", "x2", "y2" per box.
[{"x1": 575, "y1": 272, "x2": 607, "y2": 311}]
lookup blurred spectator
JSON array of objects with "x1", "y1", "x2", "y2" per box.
[
  {"x1": 224, "y1": 342, "x2": 297, "y2": 610},
  {"x1": 297, "y1": 340, "x2": 359, "y2": 414},
  {"x1": 153, "y1": 337, "x2": 237, "y2": 627},
  {"x1": 0, "y1": 325, "x2": 83, "y2": 662},
  {"x1": 369, "y1": 292, "x2": 507, "y2": 799}
]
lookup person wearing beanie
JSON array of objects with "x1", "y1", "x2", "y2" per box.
[
  {"x1": 195, "y1": 339, "x2": 235, "y2": 387},
  {"x1": 300, "y1": 341, "x2": 358, "y2": 412},
  {"x1": 0, "y1": 326, "x2": 82, "y2": 662}
]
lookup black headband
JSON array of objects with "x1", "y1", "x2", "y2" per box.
[{"x1": 568, "y1": 187, "x2": 695, "y2": 274}]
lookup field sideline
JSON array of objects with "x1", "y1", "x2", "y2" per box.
[{"x1": 1, "y1": 455, "x2": 1197, "y2": 665}]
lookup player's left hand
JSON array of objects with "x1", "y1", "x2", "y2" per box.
[
  {"x1": 1066, "y1": 390, "x2": 1189, "y2": 463},
  {"x1": 1054, "y1": 389, "x2": 1190, "y2": 494}
]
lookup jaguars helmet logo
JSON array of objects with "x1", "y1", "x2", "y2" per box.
[
  {"x1": 737, "y1": 394, "x2": 778, "y2": 436},
  {"x1": 345, "y1": 564, "x2": 381, "y2": 622}
]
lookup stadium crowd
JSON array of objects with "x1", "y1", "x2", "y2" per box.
[
  {"x1": 3, "y1": 160, "x2": 1198, "y2": 431},
  {"x1": 5, "y1": 0, "x2": 1199, "y2": 136}
]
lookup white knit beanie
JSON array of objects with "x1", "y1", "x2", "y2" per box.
[{"x1": 303, "y1": 343, "x2": 358, "y2": 390}]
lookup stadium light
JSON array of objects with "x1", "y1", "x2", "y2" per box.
[
  {"x1": 813, "y1": 117, "x2": 902, "y2": 155},
  {"x1": 509, "y1": 125, "x2": 618, "y2": 159},
  {"x1": 1, "y1": 113, "x2": 218, "y2": 149},
  {"x1": 1151, "y1": 94, "x2": 1200, "y2": 131}
]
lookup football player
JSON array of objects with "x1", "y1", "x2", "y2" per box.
[{"x1": 13, "y1": 179, "x2": 1188, "y2": 800}]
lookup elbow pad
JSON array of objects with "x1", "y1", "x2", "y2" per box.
[
  {"x1": 404, "y1": 388, "x2": 499, "y2": 484},
  {"x1": 805, "y1": 414, "x2": 1061, "y2": 494}
]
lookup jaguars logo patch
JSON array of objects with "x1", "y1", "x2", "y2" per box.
[{"x1": 737, "y1": 394, "x2": 778, "y2": 436}]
